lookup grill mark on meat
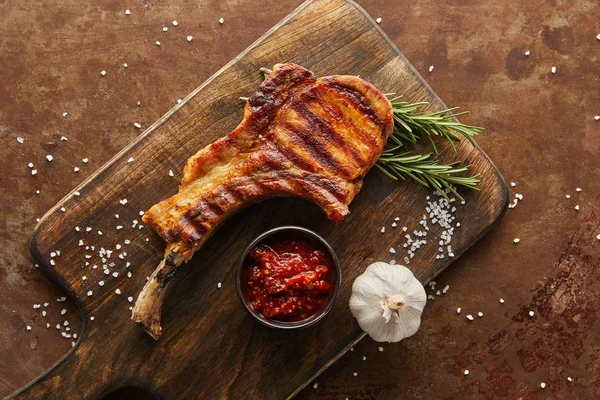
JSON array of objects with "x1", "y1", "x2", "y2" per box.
[
  {"x1": 312, "y1": 90, "x2": 378, "y2": 150},
  {"x1": 281, "y1": 121, "x2": 352, "y2": 178},
  {"x1": 294, "y1": 99, "x2": 365, "y2": 168},
  {"x1": 325, "y1": 80, "x2": 386, "y2": 129}
]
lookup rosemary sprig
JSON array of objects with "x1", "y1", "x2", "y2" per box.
[
  {"x1": 386, "y1": 94, "x2": 482, "y2": 154},
  {"x1": 376, "y1": 150, "x2": 479, "y2": 201},
  {"x1": 375, "y1": 95, "x2": 482, "y2": 200}
]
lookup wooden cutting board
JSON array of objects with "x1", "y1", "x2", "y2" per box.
[{"x1": 14, "y1": 0, "x2": 508, "y2": 398}]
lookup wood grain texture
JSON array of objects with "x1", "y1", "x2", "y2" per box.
[{"x1": 14, "y1": 0, "x2": 508, "y2": 398}]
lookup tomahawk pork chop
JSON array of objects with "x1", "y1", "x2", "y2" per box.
[{"x1": 133, "y1": 63, "x2": 394, "y2": 339}]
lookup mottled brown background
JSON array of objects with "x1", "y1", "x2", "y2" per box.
[{"x1": 1, "y1": 0, "x2": 599, "y2": 399}]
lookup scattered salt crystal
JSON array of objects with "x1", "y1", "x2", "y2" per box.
[
  {"x1": 128, "y1": 297, "x2": 133, "y2": 303},
  {"x1": 82, "y1": 276, "x2": 86, "y2": 280},
  {"x1": 353, "y1": 372, "x2": 358, "y2": 377},
  {"x1": 127, "y1": 157, "x2": 134, "y2": 163},
  {"x1": 134, "y1": 122, "x2": 142, "y2": 129},
  {"x1": 17, "y1": 137, "x2": 24, "y2": 143},
  {"x1": 219, "y1": 17, "x2": 224, "y2": 24},
  {"x1": 529, "y1": 310, "x2": 535, "y2": 317},
  {"x1": 576, "y1": 187, "x2": 582, "y2": 192},
  {"x1": 46, "y1": 155, "x2": 53, "y2": 162},
  {"x1": 217, "y1": 282, "x2": 222, "y2": 289},
  {"x1": 115, "y1": 289, "x2": 121, "y2": 295},
  {"x1": 478, "y1": 312, "x2": 483, "y2": 317},
  {"x1": 513, "y1": 238, "x2": 520, "y2": 243},
  {"x1": 595, "y1": 116, "x2": 600, "y2": 121},
  {"x1": 567, "y1": 377, "x2": 573, "y2": 382},
  {"x1": 575, "y1": 205, "x2": 580, "y2": 211},
  {"x1": 524, "y1": 50, "x2": 530, "y2": 56},
  {"x1": 162, "y1": 27, "x2": 168, "y2": 32},
  {"x1": 376, "y1": 17, "x2": 382, "y2": 24},
  {"x1": 42, "y1": 311, "x2": 47, "y2": 317},
  {"x1": 466, "y1": 315, "x2": 474, "y2": 321},
  {"x1": 98, "y1": 281, "x2": 104, "y2": 286},
  {"x1": 428, "y1": 65, "x2": 434, "y2": 72},
  {"x1": 127, "y1": 271, "x2": 132, "y2": 278},
  {"x1": 500, "y1": 298, "x2": 505, "y2": 304},
  {"x1": 123, "y1": 63, "x2": 128, "y2": 68},
  {"x1": 551, "y1": 66, "x2": 556, "y2": 74},
  {"x1": 155, "y1": 40, "x2": 161, "y2": 46},
  {"x1": 112, "y1": 272, "x2": 118, "y2": 278},
  {"x1": 187, "y1": 35, "x2": 193, "y2": 42},
  {"x1": 540, "y1": 382, "x2": 546, "y2": 389},
  {"x1": 82, "y1": 158, "x2": 88, "y2": 163},
  {"x1": 172, "y1": 20, "x2": 178, "y2": 26},
  {"x1": 378, "y1": 346, "x2": 384, "y2": 352},
  {"x1": 457, "y1": 307, "x2": 461, "y2": 314},
  {"x1": 60, "y1": 207, "x2": 66, "y2": 212},
  {"x1": 60, "y1": 309, "x2": 67, "y2": 315},
  {"x1": 125, "y1": 9, "x2": 130, "y2": 15},
  {"x1": 464, "y1": 370, "x2": 469, "y2": 376},
  {"x1": 313, "y1": 383, "x2": 318, "y2": 389},
  {"x1": 26, "y1": 325, "x2": 32, "y2": 331},
  {"x1": 169, "y1": 169, "x2": 174, "y2": 177},
  {"x1": 74, "y1": 167, "x2": 79, "y2": 172},
  {"x1": 120, "y1": 199, "x2": 128, "y2": 205},
  {"x1": 389, "y1": 247, "x2": 396, "y2": 254},
  {"x1": 380, "y1": 226, "x2": 385, "y2": 233},
  {"x1": 31, "y1": 169, "x2": 37, "y2": 175},
  {"x1": 566, "y1": 194, "x2": 571, "y2": 199},
  {"x1": 90, "y1": 316, "x2": 94, "y2": 320}
]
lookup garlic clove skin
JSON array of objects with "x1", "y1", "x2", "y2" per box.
[{"x1": 349, "y1": 262, "x2": 426, "y2": 343}]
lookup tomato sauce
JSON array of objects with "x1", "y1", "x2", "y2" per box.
[{"x1": 242, "y1": 233, "x2": 335, "y2": 322}]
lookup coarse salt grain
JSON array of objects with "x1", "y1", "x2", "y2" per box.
[
  {"x1": 457, "y1": 307, "x2": 461, "y2": 314},
  {"x1": 389, "y1": 247, "x2": 396, "y2": 254},
  {"x1": 172, "y1": 20, "x2": 178, "y2": 26},
  {"x1": 120, "y1": 199, "x2": 128, "y2": 205},
  {"x1": 478, "y1": 312, "x2": 484, "y2": 317},
  {"x1": 567, "y1": 377, "x2": 573, "y2": 382},
  {"x1": 540, "y1": 382, "x2": 546, "y2": 389},
  {"x1": 123, "y1": 63, "x2": 128, "y2": 68},
  {"x1": 61, "y1": 309, "x2": 67, "y2": 315},
  {"x1": 466, "y1": 315, "x2": 474, "y2": 321},
  {"x1": 46, "y1": 155, "x2": 53, "y2": 162},
  {"x1": 115, "y1": 289, "x2": 121, "y2": 295},
  {"x1": 127, "y1": 157, "x2": 134, "y2": 163},
  {"x1": 376, "y1": 17, "x2": 382, "y2": 24},
  {"x1": 595, "y1": 116, "x2": 600, "y2": 121},
  {"x1": 380, "y1": 226, "x2": 385, "y2": 233},
  {"x1": 128, "y1": 297, "x2": 133, "y2": 303},
  {"x1": 163, "y1": 27, "x2": 168, "y2": 32},
  {"x1": 529, "y1": 310, "x2": 535, "y2": 317},
  {"x1": 524, "y1": 50, "x2": 530, "y2": 56},
  {"x1": 429, "y1": 65, "x2": 434, "y2": 72},
  {"x1": 219, "y1": 17, "x2": 224, "y2": 24},
  {"x1": 313, "y1": 383, "x2": 318, "y2": 389},
  {"x1": 500, "y1": 298, "x2": 505, "y2": 304},
  {"x1": 566, "y1": 194, "x2": 571, "y2": 199},
  {"x1": 217, "y1": 282, "x2": 222, "y2": 289},
  {"x1": 576, "y1": 187, "x2": 582, "y2": 192},
  {"x1": 31, "y1": 169, "x2": 37, "y2": 175},
  {"x1": 575, "y1": 205, "x2": 580, "y2": 211},
  {"x1": 155, "y1": 40, "x2": 161, "y2": 46},
  {"x1": 353, "y1": 372, "x2": 358, "y2": 377},
  {"x1": 26, "y1": 325, "x2": 31, "y2": 331},
  {"x1": 378, "y1": 346, "x2": 384, "y2": 352},
  {"x1": 169, "y1": 169, "x2": 174, "y2": 177},
  {"x1": 513, "y1": 238, "x2": 520, "y2": 243},
  {"x1": 464, "y1": 370, "x2": 469, "y2": 376},
  {"x1": 125, "y1": 9, "x2": 130, "y2": 15},
  {"x1": 82, "y1": 158, "x2": 88, "y2": 163},
  {"x1": 98, "y1": 281, "x2": 104, "y2": 286},
  {"x1": 17, "y1": 137, "x2": 24, "y2": 143},
  {"x1": 42, "y1": 311, "x2": 47, "y2": 317},
  {"x1": 74, "y1": 167, "x2": 79, "y2": 172},
  {"x1": 551, "y1": 66, "x2": 556, "y2": 74},
  {"x1": 134, "y1": 122, "x2": 142, "y2": 129},
  {"x1": 187, "y1": 35, "x2": 193, "y2": 42}
]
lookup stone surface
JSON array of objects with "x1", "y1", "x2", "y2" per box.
[{"x1": 1, "y1": 0, "x2": 599, "y2": 399}]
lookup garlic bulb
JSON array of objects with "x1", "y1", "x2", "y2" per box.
[{"x1": 349, "y1": 262, "x2": 426, "y2": 343}]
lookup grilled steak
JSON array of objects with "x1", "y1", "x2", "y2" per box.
[{"x1": 133, "y1": 63, "x2": 394, "y2": 339}]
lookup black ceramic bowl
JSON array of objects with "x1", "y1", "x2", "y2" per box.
[{"x1": 236, "y1": 226, "x2": 341, "y2": 329}]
